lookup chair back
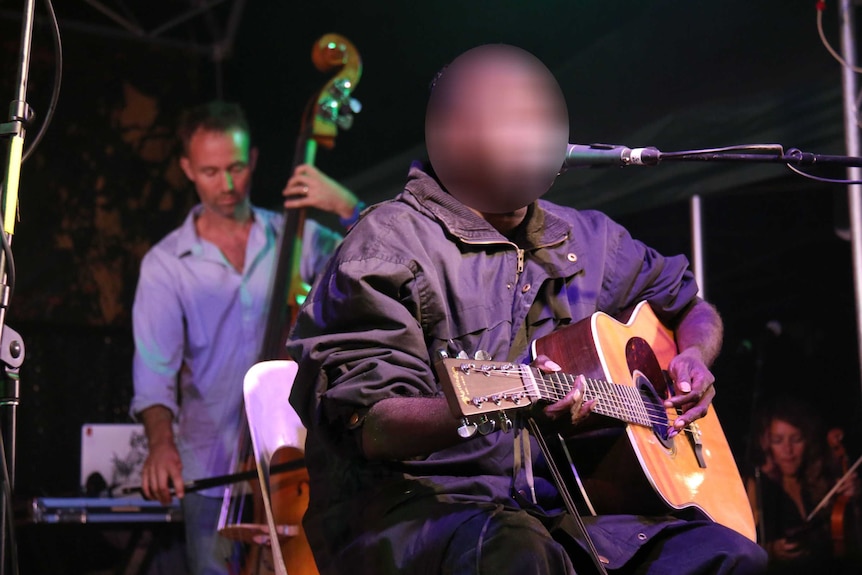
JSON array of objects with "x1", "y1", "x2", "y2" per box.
[{"x1": 243, "y1": 360, "x2": 306, "y2": 575}]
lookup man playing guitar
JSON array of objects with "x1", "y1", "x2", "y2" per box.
[{"x1": 288, "y1": 44, "x2": 767, "y2": 574}]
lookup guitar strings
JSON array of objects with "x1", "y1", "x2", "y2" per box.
[
  {"x1": 457, "y1": 367, "x2": 695, "y2": 435},
  {"x1": 531, "y1": 370, "x2": 690, "y2": 430},
  {"x1": 468, "y1": 367, "x2": 662, "y2": 416},
  {"x1": 516, "y1": 370, "x2": 693, "y2": 435}
]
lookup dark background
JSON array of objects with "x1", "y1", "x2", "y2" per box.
[{"x1": 0, "y1": 0, "x2": 859, "y2": 540}]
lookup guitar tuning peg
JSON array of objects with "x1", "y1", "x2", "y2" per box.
[
  {"x1": 456, "y1": 351, "x2": 469, "y2": 360},
  {"x1": 348, "y1": 97, "x2": 362, "y2": 114},
  {"x1": 497, "y1": 413, "x2": 513, "y2": 433},
  {"x1": 457, "y1": 418, "x2": 478, "y2": 439},
  {"x1": 477, "y1": 416, "x2": 496, "y2": 436},
  {"x1": 473, "y1": 350, "x2": 492, "y2": 361}
]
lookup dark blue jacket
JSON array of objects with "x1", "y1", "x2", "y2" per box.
[{"x1": 288, "y1": 164, "x2": 700, "y2": 573}]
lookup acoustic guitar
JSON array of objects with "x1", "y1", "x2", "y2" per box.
[{"x1": 436, "y1": 300, "x2": 756, "y2": 542}]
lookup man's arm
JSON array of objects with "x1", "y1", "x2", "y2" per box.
[
  {"x1": 131, "y1": 250, "x2": 187, "y2": 502},
  {"x1": 361, "y1": 396, "x2": 462, "y2": 461},
  {"x1": 288, "y1": 239, "x2": 456, "y2": 462},
  {"x1": 674, "y1": 297, "x2": 723, "y2": 367},
  {"x1": 361, "y1": 358, "x2": 597, "y2": 461},
  {"x1": 665, "y1": 298, "x2": 723, "y2": 433},
  {"x1": 139, "y1": 405, "x2": 184, "y2": 504},
  {"x1": 283, "y1": 163, "x2": 361, "y2": 222}
]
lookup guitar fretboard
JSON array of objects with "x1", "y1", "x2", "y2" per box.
[{"x1": 525, "y1": 367, "x2": 654, "y2": 427}]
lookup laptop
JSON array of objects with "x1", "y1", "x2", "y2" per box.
[{"x1": 80, "y1": 423, "x2": 149, "y2": 497}]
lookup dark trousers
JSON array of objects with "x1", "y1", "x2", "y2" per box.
[{"x1": 441, "y1": 508, "x2": 767, "y2": 575}]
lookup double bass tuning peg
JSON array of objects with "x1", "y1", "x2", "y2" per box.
[
  {"x1": 329, "y1": 77, "x2": 353, "y2": 97},
  {"x1": 335, "y1": 112, "x2": 354, "y2": 131},
  {"x1": 319, "y1": 94, "x2": 361, "y2": 131},
  {"x1": 327, "y1": 79, "x2": 362, "y2": 110}
]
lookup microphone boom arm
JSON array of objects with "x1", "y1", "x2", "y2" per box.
[{"x1": 560, "y1": 142, "x2": 862, "y2": 171}]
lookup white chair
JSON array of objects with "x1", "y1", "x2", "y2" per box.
[{"x1": 242, "y1": 359, "x2": 312, "y2": 575}]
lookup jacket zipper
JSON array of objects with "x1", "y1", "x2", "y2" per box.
[{"x1": 459, "y1": 235, "x2": 567, "y2": 277}]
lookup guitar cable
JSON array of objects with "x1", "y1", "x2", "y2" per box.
[{"x1": 0, "y1": 427, "x2": 18, "y2": 575}]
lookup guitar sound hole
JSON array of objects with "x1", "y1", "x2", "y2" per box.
[{"x1": 633, "y1": 371, "x2": 673, "y2": 450}]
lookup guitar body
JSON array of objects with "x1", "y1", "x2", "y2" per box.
[{"x1": 533, "y1": 301, "x2": 756, "y2": 542}]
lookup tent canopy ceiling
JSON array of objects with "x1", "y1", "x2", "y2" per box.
[
  {"x1": 10, "y1": 0, "x2": 849, "y2": 211},
  {"x1": 2, "y1": 0, "x2": 858, "y2": 452},
  {"x1": 34, "y1": 0, "x2": 247, "y2": 55}
]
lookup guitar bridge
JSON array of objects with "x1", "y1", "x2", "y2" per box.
[{"x1": 688, "y1": 422, "x2": 706, "y2": 468}]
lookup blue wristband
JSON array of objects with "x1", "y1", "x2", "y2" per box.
[{"x1": 339, "y1": 200, "x2": 366, "y2": 228}]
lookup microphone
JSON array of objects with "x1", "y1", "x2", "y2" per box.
[{"x1": 561, "y1": 143, "x2": 662, "y2": 171}]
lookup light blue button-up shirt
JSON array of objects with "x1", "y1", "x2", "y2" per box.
[{"x1": 131, "y1": 204, "x2": 339, "y2": 496}]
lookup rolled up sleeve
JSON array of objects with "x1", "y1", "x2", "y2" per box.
[
  {"x1": 130, "y1": 251, "x2": 183, "y2": 420},
  {"x1": 288, "y1": 254, "x2": 437, "y2": 445}
]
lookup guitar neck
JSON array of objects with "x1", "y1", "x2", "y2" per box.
[
  {"x1": 438, "y1": 358, "x2": 665, "y2": 432},
  {"x1": 528, "y1": 367, "x2": 655, "y2": 428}
]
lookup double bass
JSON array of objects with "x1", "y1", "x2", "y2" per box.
[{"x1": 218, "y1": 33, "x2": 362, "y2": 575}]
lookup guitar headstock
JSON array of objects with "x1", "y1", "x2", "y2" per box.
[
  {"x1": 303, "y1": 33, "x2": 363, "y2": 151},
  {"x1": 435, "y1": 358, "x2": 535, "y2": 420}
]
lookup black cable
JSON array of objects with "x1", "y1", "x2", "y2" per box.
[
  {"x1": 0, "y1": 427, "x2": 18, "y2": 575},
  {"x1": 659, "y1": 144, "x2": 862, "y2": 184},
  {"x1": 21, "y1": 0, "x2": 62, "y2": 164},
  {"x1": 785, "y1": 162, "x2": 862, "y2": 185},
  {"x1": 658, "y1": 143, "x2": 787, "y2": 158},
  {"x1": 0, "y1": 225, "x2": 14, "y2": 299}
]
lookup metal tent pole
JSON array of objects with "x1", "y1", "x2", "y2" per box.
[
  {"x1": 839, "y1": 0, "x2": 862, "y2": 392},
  {"x1": 690, "y1": 194, "x2": 705, "y2": 299}
]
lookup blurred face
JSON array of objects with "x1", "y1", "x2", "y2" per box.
[
  {"x1": 426, "y1": 44, "x2": 569, "y2": 214},
  {"x1": 767, "y1": 419, "x2": 806, "y2": 477},
  {"x1": 180, "y1": 127, "x2": 257, "y2": 220}
]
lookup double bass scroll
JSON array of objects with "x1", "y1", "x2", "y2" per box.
[{"x1": 262, "y1": 33, "x2": 363, "y2": 361}]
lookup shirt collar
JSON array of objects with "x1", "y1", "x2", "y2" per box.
[{"x1": 173, "y1": 204, "x2": 277, "y2": 258}]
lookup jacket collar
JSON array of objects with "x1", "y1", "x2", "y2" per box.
[{"x1": 402, "y1": 162, "x2": 571, "y2": 249}]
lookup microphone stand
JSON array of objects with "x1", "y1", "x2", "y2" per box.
[
  {"x1": 566, "y1": 143, "x2": 862, "y2": 169},
  {"x1": 656, "y1": 145, "x2": 862, "y2": 168},
  {"x1": 0, "y1": 0, "x2": 36, "y2": 573},
  {"x1": 561, "y1": 142, "x2": 862, "y2": 172}
]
